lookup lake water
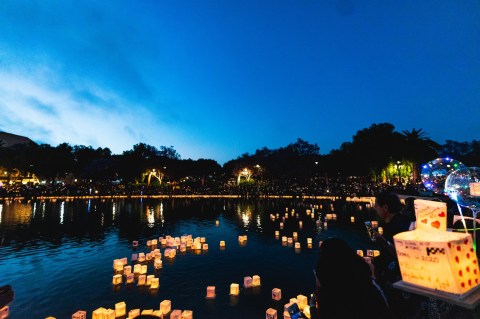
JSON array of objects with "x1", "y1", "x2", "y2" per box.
[{"x1": 0, "y1": 198, "x2": 378, "y2": 319}]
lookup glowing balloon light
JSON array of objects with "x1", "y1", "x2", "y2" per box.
[
  {"x1": 421, "y1": 158, "x2": 465, "y2": 194},
  {"x1": 445, "y1": 167, "x2": 480, "y2": 250}
]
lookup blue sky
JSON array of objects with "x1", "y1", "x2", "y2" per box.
[{"x1": 0, "y1": 1, "x2": 479, "y2": 163}]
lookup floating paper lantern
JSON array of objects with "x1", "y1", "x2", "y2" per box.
[
  {"x1": 296, "y1": 295, "x2": 308, "y2": 310},
  {"x1": 112, "y1": 274, "x2": 122, "y2": 285},
  {"x1": 282, "y1": 236, "x2": 287, "y2": 242},
  {"x1": 366, "y1": 250, "x2": 374, "y2": 257},
  {"x1": 152, "y1": 310, "x2": 162, "y2": 317},
  {"x1": 200, "y1": 237, "x2": 206, "y2": 243},
  {"x1": 276, "y1": 213, "x2": 280, "y2": 218},
  {"x1": 216, "y1": 220, "x2": 220, "y2": 226},
  {"x1": 275, "y1": 231, "x2": 280, "y2": 236},
  {"x1": 287, "y1": 237, "x2": 293, "y2": 244},
  {"x1": 151, "y1": 239, "x2": 158, "y2": 246},
  {"x1": 182, "y1": 310, "x2": 193, "y2": 319},
  {"x1": 244, "y1": 276, "x2": 253, "y2": 288},
  {"x1": 170, "y1": 310, "x2": 182, "y2": 319},
  {"x1": 113, "y1": 260, "x2": 124, "y2": 272},
  {"x1": 378, "y1": 227, "x2": 384, "y2": 235},
  {"x1": 126, "y1": 273, "x2": 135, "y2": 284},
  {"x1": 128, "y1": 309, "x2": 140, "y2": 318},
  {"x1": 394, "y1": 229, "x2": 480, "y2": 295},
  {"x1": 356, "y1": 250, "x2": 364, "y2": 257},
  {"x1": 178, "y1": 244, "x2": 186, "y2": 252},
  {"x1": 147, "y1": 240, "x2": 152, "y2": 247},
  {"x1": 141, "y1": 310, "x2": 153, "y2": 315},
  {"x1": 299, "y1": 221, "x2": 303, "y2": 228},
  {"x1": 306, "y1": 209, "x2": 311, "y2": 214},
  {"x1": 141, "y1": 265, "x2": 148, "y2": 274},
  {"x1": 161, "y1": 238, "x2": 167, "y2": 245},
  {"x1": 137, "y1": 275, "x2": 146, "y2": 286},
  {"x1": 202, "y1": 244, "x2": 208, "y2": 250},
  {"x1": 145, "y1": 252, "x2": 152, "y2": 261},
  {"x1": 295, "y1": 242, "x2": 301, "y2": 249},
  {"x1": 272, "y1": 288, "x2": 282, "y2": 301},
  {"x1": 206, "y1": 286, "x2": 216, "y2": 298},
  {"x1": 230, "y1": 283, "x2": 240, "y2": 295},
  {"x1": 105, "y1": 309, "x2": 115, "y2": 319},
  {"x1": 311, "y1": 213, "x2": 315, "y2": 218},
  {"x1": 323, "y1": 222, "x2": 328, "y2": 229},
  {"x1": 220, "y1": 241, "x2": 226, "y2": 247},
  {"x1": 72, "y1": 310, "x2": 86, "y2": 319},
  {"x1": 351, "y1": 216, "x2": 355, "y2": 223},
  {"x1": 114, "y1": 302, "x2": 126, "y2": 318},
  {"x1": 280, "y1": 222, "x2": 284, "y2": 228},
  {"x1": 92, "y1": 308, "x2": 107, "y2": 319},
  {"x1": 292, "y1": 232, "x2": 298, "y2": 239},
  {"x1": 154, "y1": 258, "x2": 162, "y2": 269},
  {"x1": 307, "y1": 238, "x2": 312, "y2": 245},
  {"x1": 414, "y1": 199, "x2": 447, "y2": 231},
  {"x1": 138, "y1": 253, "x2": 145, "y2": 262},
  {"x1": 131, "y1": 253, "x2": 138, "y2": 262},
  {"x1": 153, "y1": 249, "x2": 161, "y2": 257},
  {"x1": 121, "y1": 257, "x2": 128, "y2": 265},
  {"x1": 133, "y1": 264, "x2": 141, "y2": 274},
  {"x1": 371, "y1": 221, "x2": 378, "y2": 229},
  {"x1": 160, "y1": 300, "x2": 171, "y2": 315},
  {"x1": 266, "y1": 308, "x2": 277, "y2": 319},
  {"x1": 252, "y1": 275, "x2": 261, "y2": 286},
  {"x1": 150, "y1": 277, "x2": 159, "y2": 289},
  {"x1": 146, "y1": 275, "x2": 154, "y2": 285}
]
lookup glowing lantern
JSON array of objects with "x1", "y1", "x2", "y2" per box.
[
  {"x1": 220, "y1": 241, "x2": 226, "y2": 247},
  {"x1": 113, "y1": 260, "x2": 124, "y2": 272},
  {"x1": 287, "y1": 238, "x2": 293, "y2": 244},
  {"x1": 72, "y1": 310, "x2": 86, "y2": 319},
  {"x1": 306, "y1": 209, "x2": 311, "y2": 215},
  {"x1": 275, "y1": 231, "x2": 280, "y2": 236},
  {"x1": 153, "y1": 310, "x2": 162, "y2": 317},
  {"x1": 276, "y1": 213, "x2": 280, "y2": 218},
  {"x1": 126, "y1": 273, "x2": 135, "y2": 284},
  {"x1": 252, "y1": 275, "x2": 261, "y2": 286},
  {"x1": 323, "y1": 222, "x2": 328, "y2": 229},
  {"x1": 182, "y1": 310, "x2": 193, "y2": 319},
  {"x1": 378, "y1": 227, "x2": 384, "y2": 235},
  {"x1": 200, "y1": 237, "x2": 206, "y2": 243},
  {"x1": 299, "y1": 221, "x2": 303, "y2": 228},
  {"x1": 293, "y1": 232, "x2": 298, "y2": 239},
  {"x1": 351, "y1": 216, "x2": 355, "y2": 223},
  {"x1": 151, "y1": 277, "x2": 159, "y2": 289},
  {"x1": 153, "y1": 249, "x2": 161, "y2": 257},
  {"x1": 138, "y1": 253, "x2": 145, "y2": 262},
  {"x1": 128, "y1": 309, "x2": 140, "y2": 318},
  {"x1": 371, "y1": 221, "x2": 378, "y2": 229},
  {"x1": 151, "y1": 239, "x2": 158, "y2": 246},
  {"x1": 160, "y1": 300, "x2": 171, "y2": 315},
  {"x1": 357, "y1": 250, "x2": 364, "y2": 257},
  {"x1": 140, "y1": 265, "x2": 148, "y2": 274},
  {"x1": 266, "y1": 308, "x2": 277, "y2": 319},
  {"x1": 295, "y1": 242, "x2": 301, "y2": 249},
  {"x1": 282, "y1": 236, "x2": 287, "y2": 242},
  {"x1": 161, "y1": 238, "x2": 167, "y2": 245},
  {"x1": 146, "y1": 253, "x2": 152, "y2": 261},
  {"x1": 414, "y1": 199, "x2": 447, "y2": 231},
  {"x1": 206, "y1": 286, "x2": 216, "y2": 298},
  {"x1": 272, "y1": 288, "x2": 282, "y2": 301},
  {"x1": 133, "y1": 264, "x2": 141, "y2": 274},
  {"x1": 137, "y1": 275, "x2": 146, "y2": 286},
  {"x1": 170, "y1": 310, "x2": 182, "y2": 319},
  {"x1": 121, "y1": 257, "x2": 128, "y2": 265},
  {"x1": 194, "y1": 241, "x2": 202, "y2": 250},
  {"x1": 92, "y1": 308, "x2": 107, "y2": 319},
  {"x1": 112, "y1": 274, "x2": 122, "y2": 285},
  {"x1": 280, "y1": 222, "x2": 284, "y2": 228},
  {"x1": 203, "y1": 244, "x2": 209, "y2": 250},
  {"x1": 394, "y1": 229, "x2": 480, "y2": 294},
  {"x1": 115, "y1": 302, "x2": 126, "y2": 318},
  {"x1": 244, "y1": 276, "x2": 253, "y2": 288},
  {"x1": 147, "y1": 240, "x2": 152, "y2": 247},
  {"x1": 230, "y1": 283, "x2": 240, "y2": 295},
  {"x1": 216, "y1": 220, "x2": 220, "y2": 226},
  {"x1": 307, "y1": 238, "x2": 312, "y2": 245},
  {"x1": 146, "y1": 275, "x2": 154, "y2": 285},
  {"x1": 105, "y1": 309, "x2": 115, "y2": 319},
  {"x1": 141, "y1": 310, "x2": 153, "y2": 315},
  {"x1": 296, "y1": 295, "x2": 308, "y2": 310},
  {"x1": 311, "y1": 213, "x2": 315, "y2": 218}
]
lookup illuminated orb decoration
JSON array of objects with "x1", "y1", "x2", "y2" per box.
[
  {"x1": 421, "y1": 158, "x2": 465, "y2": 193},
  {"x1": 445, "y1": 167, "x2": 480, "y2": 210}
]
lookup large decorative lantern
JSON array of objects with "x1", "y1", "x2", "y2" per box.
[
  {"x1": 394, "y1": 229, "x2": 479, "y2": 294},
  {"x1": 414, "y1": 199, "x2": 447, "y2": 231}
]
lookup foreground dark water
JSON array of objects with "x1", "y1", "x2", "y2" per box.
[{"x1": 0, "y1": 198, "x2": 377, "y2": 319}]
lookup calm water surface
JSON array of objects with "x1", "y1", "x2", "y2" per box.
[{"x1": 0, "y1": 198, "x2": 377, "y2": 319}]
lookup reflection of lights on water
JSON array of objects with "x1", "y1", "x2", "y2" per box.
[
  {"x1": 101, "y1": 213, "x2": 104, "y2": 227},
  {"x1": 159, "y1": 202, "x2": 164, "y2": 226},
  {"x1": 241, "y1": 211, "x2": 252, "y2": 228},
  {"x1": 256, "y1": 215, "x2": 262, "y2": 229},
  {"x1": 87, "y1": 200, "x2": 91, "y2": 213},
  {"x1": 60, "y1": 202, "x2": 64, "y2": 225},
  {"x1": 112, "y1": 203, "x2": 116, "y2": 220},
  {"x1": 0, "y1": 204, "x2": 2, "y2": 223},
  {"x1": 33, "y1": 202, "x2": 36, "y2": 218},
  {"x1": 147, "y1": 206, "x2": 155, "y2": 228},
  {"x1": 42, "y1": 202, "x2": 46, "y2": 219}
]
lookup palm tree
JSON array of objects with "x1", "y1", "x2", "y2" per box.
[{"x1": 401, "y1": 128, "x2": 441, "y2": 181}]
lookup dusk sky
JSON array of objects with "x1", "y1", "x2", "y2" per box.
[{"x1": 0, "y1": 1, "x2": 479, "y2": 163}]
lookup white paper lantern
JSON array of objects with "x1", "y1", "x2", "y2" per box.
[
  {"x1": 244, "y1": 276, "x2": 253, "y2": 288},
  {"x1": 150, "y1": 277, "x2": 159, "y2": 289},
  {"x1": 394, "y1": 229, "x2": 480, "y2": 295},
  {"x1": 414, "y1": 199, "x2": 447, "y2": 231},
  {"x1": 115, "y1": 302, "x2": 126, "y2": 318},
  {"x1": 170, "y1": 310, "x2": 182, "y2": 319},
  {"x1": 112, "y1": 274, "x2": 122, "y2": 285},
  {"x1": 126, "y1": 273, "x2": 135, "y2": 284},
  {"x1": 181, "y1": 310, "x2": 193, "y2": 319},
  {"x1": 230, "y1": 283, "x2": 239, "y2": 295},
  {"x1": 160, "y1": 300, "x2": 171, "y2": 315},
  {"x1": 137, "y1": 275, "x2": 146, "y2": 286},
  {"x1": 272, "y1": 288, "x2": 282, "y2": 301},
  {"x1": 296, "y1": 295, "x2": 308, "y2": 310},
  {"x1": 266, "y1": 308, "x2": 277, "y2": 319},
  {"x1": 206, "y1": 286, "x2": 216, "y2": 299},
  {"x1": 252, "y1": 275, "x2": 261, "y2": 287}
]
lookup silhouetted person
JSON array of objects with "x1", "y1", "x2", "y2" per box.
[{"x1": 312, "y1": 238, "x2": 390, "y2": 319}]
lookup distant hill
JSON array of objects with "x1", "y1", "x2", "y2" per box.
[{"x1": 0, "y1": 131, "x2": 36, "y2": 147}]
